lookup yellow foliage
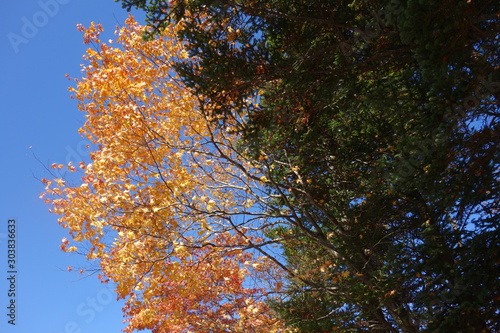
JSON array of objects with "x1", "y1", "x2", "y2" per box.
[{"x1": 42, "y1": 16, "x2": 288, "y2": 333}]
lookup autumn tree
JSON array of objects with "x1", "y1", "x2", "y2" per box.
[
  {"x1": 42, "y1": 17, "x2": 295, "y2": 333},
  {"x1": 112, "y1": 0, "x2": 500, "y2": 332}
]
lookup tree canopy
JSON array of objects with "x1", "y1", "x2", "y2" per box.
[
  {"x1": 43, "y1": 0, "x2": 500, "y2": 331},
  {"x1": 42, "y1": 17, "x2": 287, "y2": 332}
]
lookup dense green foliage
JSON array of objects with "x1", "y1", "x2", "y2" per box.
[{"x1": 117, "y1": 0, "x2": 499, "y2": 331}]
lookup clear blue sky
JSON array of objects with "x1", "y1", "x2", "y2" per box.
[{"x1": 0, "y1": 1, "x2": 151, "y2": 332}]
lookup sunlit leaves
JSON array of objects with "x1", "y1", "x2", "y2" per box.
[{"x1": 42, "y1": 16, "x2": 287, "y2": 333}]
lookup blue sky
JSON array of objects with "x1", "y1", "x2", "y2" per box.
[{"x1": 0, "y1": 1, "x2": 151, "y2": 332}]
